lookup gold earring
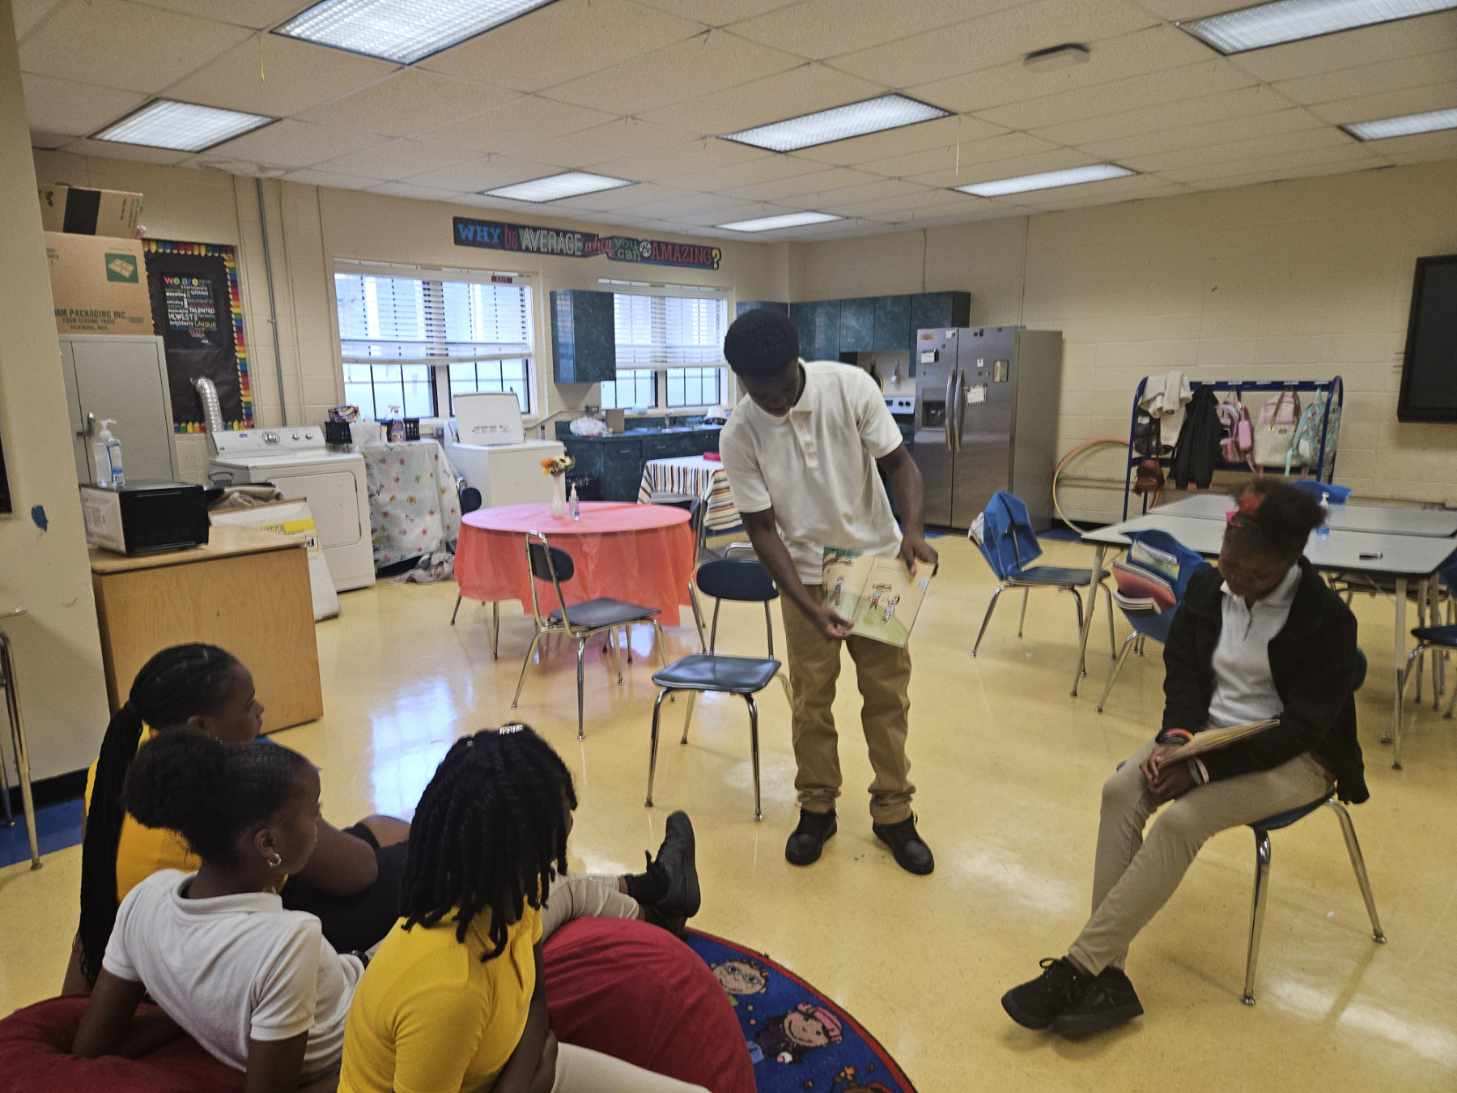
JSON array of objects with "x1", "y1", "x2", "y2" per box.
[{"x1": 265, "y1": 851, "x2": 283, "y2": 869}]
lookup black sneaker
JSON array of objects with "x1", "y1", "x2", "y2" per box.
[
  {"x1": 650, "y1": 811, "x2": 700, "y2": 920},
  {"x1": 785, "y1": 809, "x2": 837, "y2": 866},
  {"x1": 872, "y1": 815, "x2": 934, "y2": 875},
  {"x1": 1052, "y1": 968, "x2": 1144, "y2": 1038},
  {"x1": 1001, "y1": 958, "x2": 1091, "y2": 1030}
]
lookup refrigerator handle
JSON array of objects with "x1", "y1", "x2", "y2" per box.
[
  {"x1": 956, "y1": 368, "x2": 969, "y2": 451},
  {"x1": 943, "y1": 369, "x2": 956, "y2": 453},
  {"x1": 950, "y1": 368, "x2": 964, "y2": 452}
]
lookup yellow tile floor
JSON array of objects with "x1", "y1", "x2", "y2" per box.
[{"x1": 2, "y1": 536, "x2": 1455, "y2": 1091}]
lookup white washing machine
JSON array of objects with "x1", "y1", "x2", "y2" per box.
[
  {"x1": 210, "y1": 429, "x2": 376, "y2": 591},
  {"x1": 443, "y1": 393, "x2": 564, "y2": 507}
]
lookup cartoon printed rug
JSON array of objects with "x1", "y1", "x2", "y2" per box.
[{"x1": 685, "y1": 929, "x2": 916, "y2": 1093}]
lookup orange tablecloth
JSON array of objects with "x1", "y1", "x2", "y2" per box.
[{"x1": 456, "y1": 502, "x2": 695, "y2": 623}]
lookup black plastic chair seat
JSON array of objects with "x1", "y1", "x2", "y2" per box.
[
  {"x1": 1251, "y1": 794, "x2": 1332, "y2": 833},
  {"x1": 1010, "y1": 565, "x2": 1094, "y2": 587},
  {"x1": 1411, "y1": 624, "x2": 1457, "y2": 647},
  {"x1": 653, "y1": 654, "x2": 782, "y2": 695},
  {"x1": 549, "y1": 598, "x2": 658, "y2": 630}
]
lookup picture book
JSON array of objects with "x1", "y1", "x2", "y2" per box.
[
  {"x1": 821, "y1": 547, "x2": 932, "y2": 647},
  {"x1": 1176, "y1": 719, "x2": 1280, "y2": 760}
]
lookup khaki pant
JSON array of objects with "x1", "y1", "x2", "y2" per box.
[
  {"x1": 539, "y1": 873, "x2": 640, "y2": 938},
  {"x1": 1068, "y1": 739, "x2": 1332, "y2": 975},
  {"x1": 781, "y1": 587, "x2": 915, "y2": 824}
]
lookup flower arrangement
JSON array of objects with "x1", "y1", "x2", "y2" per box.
[{"x1": 541, "y1": 454, "x2": 575, "y2": 477}]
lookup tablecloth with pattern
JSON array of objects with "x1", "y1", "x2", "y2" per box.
[
  {"x1": 637, "y1": 455, "x2": 739, "y2": 531},
  {"x1": 361, "y1": 439, "x2": 462, "y2": 569}
]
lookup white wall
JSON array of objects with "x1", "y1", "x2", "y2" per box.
[
  {"x1": 0, "y1": 0, "x2": 111, "y2": 781},
  {"x1": 790, "y1": 160, "x2": 1457, "y2": 522}
]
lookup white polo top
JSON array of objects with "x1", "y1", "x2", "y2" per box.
[
  {"x1": 720, "y1": 361, "x2": 904, "y2": 586},
  {"x1": 1207, "y1": 563, "x2": 1302, "y2": 728}
]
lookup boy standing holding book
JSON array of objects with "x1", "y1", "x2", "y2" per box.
[{"x1": 719, "y1": 309, "x2": 938, "y2": 875}]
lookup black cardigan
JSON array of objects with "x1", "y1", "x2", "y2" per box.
[{"x1": 1161, "y1": 558, "x2": 1370, "y2": 804}]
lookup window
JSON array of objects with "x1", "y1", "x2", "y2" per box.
[
  {"x1": 598, "y1": 285, "x2": 728, "y2": 410},
  {"x1": 335, "y1": 264, "x2": 534, "y2": 419}
]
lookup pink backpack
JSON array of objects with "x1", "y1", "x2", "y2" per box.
[{"x1": 1216, "y1": 398, "x2": 1255, "y2": 470}]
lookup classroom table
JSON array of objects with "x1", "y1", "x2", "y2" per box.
[
  {"x1": 1071, "y1": 513, "x2": 1457, "y2": 768},
  {"x1": 637, "y1": 455, "x2": 738, "y2": 532},
  {"x1": 1154, "y1": 494, "x2": 1457, "y2": 538}
]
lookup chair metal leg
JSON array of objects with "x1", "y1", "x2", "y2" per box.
[
  {"x1": 1069, "y1": 587, "x2": 1087, "y2": 677},
  {"x1": 1097, "y1": 633, "x2": 1139, "y2": 714},
  {"x1": 690, "y1": 585, "x2": 708, "y2": 653},
  {"x1": 510, "y1": 630, "x2": 543, "y2": 708},
  {"x1": 1326, "y1": 800, "x2": 1387, "y2": 944},
  {"x1": 603, "y1": 631, "x2": 623, "y2": 684},
  {"x1": 1069, "y1": 585, "x2": 1085, "y2": 633},
  {"x1": 575, "y1": 638, "x2": 587, "y2": 741},
  {"x1": 972, "y1": 586, "x2": 1005, "y2": 657},
  {"x1": 652, "y1": 620, "x2": 670, "y2": 669},
  {"x1": 776, "y1": 670, "x2": 793, "y2": 710},
  {"x1": 645, "y1": 689, "x2": 670, "y2": 807},
  {"x1": 1017, "y1": 587, "x2": 1030, "y2": 638},
  {"x1": 745, "y1": 693, "x2": 763, "y2": 821},
  {"x1": 1415, "y1": 590, "x2": 1427, "y2": 704},
  {"x1": 1103, "y1": 583, "x2": 1117, "y2": 659},
  {"x1": 680, "y1": 691, "x2": 698, "y2": 744},
  {"x1": 450, "y1": 593, "x2": 463, "y2": 626},
  {"x1": 0, "y1": 634, "x2": 39, "y2": 869},
  {"x1": 490, "y1": 601, "x2": 499, "y2": 660},
  {"x1": 1445, "y1": 677, "x2": 1457, "y2": 720},
  {"x1": 1243, "y1": 828, "x2": 1273, "y2": 1005}
]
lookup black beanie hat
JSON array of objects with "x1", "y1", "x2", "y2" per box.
[{"x1": 723, "y1": 308, "x2": 799, "y2": 377}]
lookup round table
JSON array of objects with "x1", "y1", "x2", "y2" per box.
[{"x1": 456, "y1": 502, "x2": 695, "y2": 626}]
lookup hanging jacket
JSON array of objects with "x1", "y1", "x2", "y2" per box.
[{"x1": 1169, "y1": 387, "x2": 1221, "y2": 490}]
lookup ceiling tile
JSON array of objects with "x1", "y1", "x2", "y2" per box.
[
  {"x1": 543, "y1": 183, "x2": 692, "y2": 214},
  {"x1": 199, "y1": 119, "x2": 388, "y2": 169},
  {"x1": 297, "y1": 70, "x2": 519, "y2": 138},
  {"x1": 792, "y1": 115, "x2": 1004, "y2": 165},
  {"x1": 365, "y1": 181, "x2": 468, "y2": 203},
  {"x1": 909, "y1": 147, "x2": 1095, "y2": 188},
  {"x1": 394, "y1": 156, "x2": 566, "y2": 193},
  {"x1": 313, "y1": 136, "x2": 484, "y2": 180},
  {"x1": 543, "y1": 31, "x2": 802, "y2": 115},
  {"x1": 416, "y1": 96, "x2": 617, "y2": 155},
  {"x1": 1132, "y1": 0, "x2": 1247, "y2": 16},
  {"x1": 511, "y1": 118, "x2": 702, "y2": 170},
  {"x1": 856, "y1": 131, "x2": 1058, "y2": 178},
  {"x1": 420, "y1": 0, "x2": 705, "y2": 92},
  {"x1": 1308, "y1": 82, "x2": 1457, "y2": 125},
  {"x1": 1076, "y1": 106, "x2": 1326, "y2": 159},
  {"x1": 1155, "y1": 143, "x2": 1384, "y2": 184},
  {"x1": 137, "y1": 0, "x2": 312, "y2": 28},
  {"x1": 30, "y1": 129, "x2": 71, "y2": 150},
  {"x1": 638, "y1": 63, "x2": 886, "y2": 135},
  {"x1": 12, "y1": 0, "x2": 66, "y2": 39},
  {"x1": 19, "y1": 0, "x2": 252, "y2": 93},
  {"x1": 648, "y1": 193, "x2": 788, "y2": 223},
  {"x1": 730, "y1": 0, "x2": 1018, "y2": 60},
  {"x1": 1225, "y1": 11, "x2": 1457, "y2": 84},
  {"x1": 910, "y1": 24, "x2": 1213, "y2": 115},
  {"x1": 975, "y1": 59, "x2": 1255, "y2": 131},
  {"x1": 1181, "y1": 161, "x2": 1391, "y2": 192},
  {"x1": 830, "y1": 0, "x2": 1158, "y2": 89},
  {"x1": 632, "y1": 0, "x2": 798, "y2": 26},
  {"x1": 281, "y1": 169, "x2": 383, "y2": 188},
  {"x1": 1123, "y1": 126, "x2": 1359, "y2": 173},
  {"x1": 823, "y1": 188, "x2": 971, "y2": 218},
  {"x1": 20, "y1": 75, "x2": 144, "y2": 136},
  {"x1": 815, "y1": 177, "x2": 934, "y2": 204},
  {"x1": 668, "y1": 153, "x2": 831, "y2": 191},
  {"x1": 1372, "y1": 129, "x2": 1457, "y2": 163},
  {"x1": 1274, "y1": 49, "x2": 1457, "y2": 106},
  {"x1": 1030, "y1": 85, "x2": 1297, "y2": 146},
  {"x1": 59, "y1": 137, "x2": 196, "y2": 165},
  {"x1": 1005, "y1": 172, "x2": 1181, "y2": 206},
  {"x1": 591, "y1": 137, "x2": 769, "y2": 184},
  {"x1": 726, "y1": 166, "x2": 874, "y2": 200},
  {"x1": 164, "y1": 32, "x2": 398, "y2": 118}
]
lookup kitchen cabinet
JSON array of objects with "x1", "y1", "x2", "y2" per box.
[
  {"x1": 551, "y1": 289, "x2": 616, "y2": 384},
  {"x1": 873, "y1": 294, "x2": 911, "y2": 352},
  {"x1": 737, "y1": 299, "x2": 788, "y2": 317},
  {"x1": 839, "y1": 297, "x2": 875, "y2": 352},
  {"x1": 907, "y1": 291, "x2": 972, "y2": 376},
  {"x1": 600, "y1": 438, "x2": 645, "y2": 501}
]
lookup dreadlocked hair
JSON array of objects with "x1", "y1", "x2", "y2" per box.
[
  {"x1": 400, "y1": 725, "x2": 576, "y2": 962},
  {"x1": 78, "y1": 644, "x2": 241, "y2": 982},
  {"x1": 124, "y1": 730, "x2": 315, "y2": 863}
]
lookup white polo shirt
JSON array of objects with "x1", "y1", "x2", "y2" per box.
[
  {"x1": 1207, "y1": 563, "x2": 1301, "y2": 728},
  {"x1": 720, "y1": 360, "x2": 904, "y2": 586}
]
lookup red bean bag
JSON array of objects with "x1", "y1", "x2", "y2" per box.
[{"x1": 543, "y1": 918, "x2": 754, "y2": 1093}]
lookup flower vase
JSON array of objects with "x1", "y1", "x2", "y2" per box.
[{"x1": 550, "y1": 475, "x2": 568, "y2": 518}]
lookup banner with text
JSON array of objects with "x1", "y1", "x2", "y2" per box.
[{"x1": 453, "y1": 217, "x2": 722, "y2": 271}]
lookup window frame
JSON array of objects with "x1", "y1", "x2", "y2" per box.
[{"x1": 598, "y1": 281, "x2": 729, "y2": 413}]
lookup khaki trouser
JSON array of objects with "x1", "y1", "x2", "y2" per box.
[
  {"x1": 539, "y1": 874, "x2": 640, "y2": 938},
  {"x1": 781, "y1": 587, "x2": 915, "y2": 824},
  {"x1": 1068, "y1": 739, "x2": 1332, "y2": 975}
]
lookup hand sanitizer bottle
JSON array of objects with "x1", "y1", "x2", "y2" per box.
[
  {"x1": 93, "y1": 419, "x2": 125, "y2": 488},
  {"x1": 1316, "y1": 491, "x2": 1331, "y2": 540},
  {"x1": 569, "y1": 482, "x2": 581, "y2": 520}
]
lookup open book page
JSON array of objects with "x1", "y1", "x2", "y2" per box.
[
  {"x1": 822, "y1": 547, "x2": 932, "y2": 647},
  {"x1": 1175, "y1": 719, "x2": 1280, "y2": 761}
]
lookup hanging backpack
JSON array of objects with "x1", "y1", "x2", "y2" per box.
[
  {"x1": 1170, "y1": 387, "x2": 1221, "y2": 490},
  {"x1": 1216, "y1": 397, "x2": 1256, "y2": 471},
  {"x1": 1253, "y1": 390, "x2": 1301, "y2": 468},
  {"x1": 1285, "y1": 393, "x2": 1327, "y2": 474}
]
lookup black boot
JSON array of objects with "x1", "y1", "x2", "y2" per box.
[
  {"x1": 872, "y1": 815, "x2": 934, "y2": 875},
  {"x1": 626, "y1": 810, "x2": 699, "y2": 930},
  {"x1": 785, "y1": 809, "x2": 837, "y2": 866},
  {"x1": 1001, "y1": 958, "x2": 1091, "y2": 1030},
  {"x1": 1052, "y1": 968, "x2": 1144, "y2": 1037}
]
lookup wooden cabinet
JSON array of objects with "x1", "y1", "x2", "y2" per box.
[
  {"x1": 838, "y1": 297, "x2": 875, "y2": 352},
  {"x1": 873, "y1": 294, "x2": 911, "y2": 352},
  {"x1": 551, "y1": 290, "x2": 617, "y2": 384}
]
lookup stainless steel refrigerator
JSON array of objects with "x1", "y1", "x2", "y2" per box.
[{"x1": 911, "y1": 326, "x2": 1062, "y2": 530}]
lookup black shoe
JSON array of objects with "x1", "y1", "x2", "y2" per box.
[
  {"x1": 1052, "y1": 968, "x2": 1144, "y2": 1038},
  {"x1": 872, "y1": 815, "x2": 934, "y2": 875},
  {"x1": 1001, "y1": 958, "x2": 1092, "y2": 1030},
  {"x1": 649, "y1": 811, "x2": 700, "y2": 919},
  {"x1": 785, "y1": 809, "x2": 837, "y2": 866}
]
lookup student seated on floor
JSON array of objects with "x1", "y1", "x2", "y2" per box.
[
  {"x1": 1002, "y1": 480, "x2": 1368, "y2": 1037},
  {"x1": 339, "y1": 725, "x2": 707, "y2": 1093}
]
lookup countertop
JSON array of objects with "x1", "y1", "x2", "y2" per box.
[
  {"x1": 90, "y1": 525, "x2": 301, "y2": 574},
  {"x1": 560, "y1": 425, "x2": 721, "y2": 443}
]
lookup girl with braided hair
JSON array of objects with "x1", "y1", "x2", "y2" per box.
[
  {"x1": 339, "y1": 726, "x2": 708, "y2": 1093},
  {"x1": 64, "y1": 644, "x2": 410, "y2": 995}
]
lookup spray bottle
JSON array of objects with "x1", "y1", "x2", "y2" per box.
[
  {"x1": 1316, "y1": 491, "x2": 1331, "y2": 541},
  {"x1": 92, "y1": 419, "x2": 125, "y2": 488}
]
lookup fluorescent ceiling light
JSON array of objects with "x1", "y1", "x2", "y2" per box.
[
  {"x1": 1344, "y1": 106, "x2": 1457, "y2": 139},
  {"x1": 956, "y1": 164, "x2": 1133, "y2": 198},
  {"x1": 723, "y1": 95, "x2": 949, "y2": 153},
  {"x1": 482, "y1": 171, "x2": 634, "y2": 202},
  {"x1": 93, "y1": 100, "x2": 273, "y2": 152},
  {"x1": 276, "y1": 0, "x2": 558, "y2": 64},
  {"x1": 716, "y1": 212, "x2": 843, "y2": 232},
  {"x1": 1182, "y1": 0, "x2": 1457, "y2": 55}
]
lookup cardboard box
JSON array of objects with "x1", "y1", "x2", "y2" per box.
[
  {"x1": 45, "y1": 231, "x2": 154, "y2": 335},
  {"x1": 38, "y1": 183, "x2": 143, "y2": 237}
]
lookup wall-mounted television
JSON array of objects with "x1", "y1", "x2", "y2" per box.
[{"x1": 1397, "y1": 254, "x2": 1457, "y2": 423}]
